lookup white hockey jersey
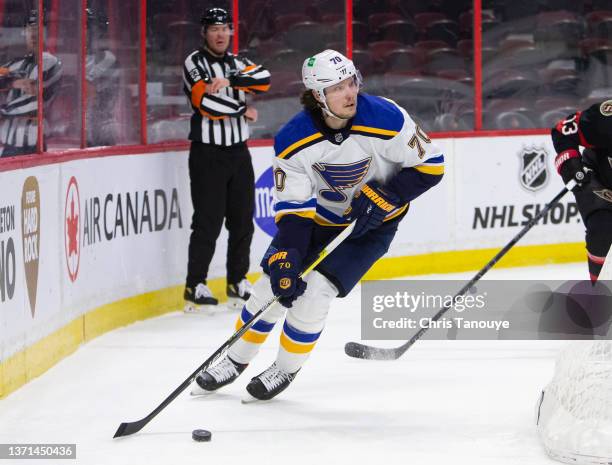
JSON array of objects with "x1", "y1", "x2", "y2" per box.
[{"x1": 272, "y1": 93, "x2": 444, "y2": 227}]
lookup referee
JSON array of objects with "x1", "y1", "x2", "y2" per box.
[
  {"x1": 0, "y1": 10, "x2": 62, "y2": 157},
  {"x1": 182, "y1": 7, "x2": 270, "y2": 313}
]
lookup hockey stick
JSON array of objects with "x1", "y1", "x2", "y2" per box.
[
  {"x1": 114, "y1": 221, "x2": 356, "y2": 438},
  {"x1": 345, "y1": 180, "x2": 577, "y2": 361}
]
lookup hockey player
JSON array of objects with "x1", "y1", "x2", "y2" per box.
[
  {"x1": 551, "y1": 100, "x2": 612, "y2": 282},
  {"x1": 191, "y1": 49, "x2": 444, "y2": 401}
]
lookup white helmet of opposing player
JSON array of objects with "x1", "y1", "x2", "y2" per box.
[{"x1": 302, "y1": 49, "x2": 361, "y2": 118}]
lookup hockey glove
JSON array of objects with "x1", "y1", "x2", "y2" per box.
[
  {"x1": 345, "y1": 181, "x2": 400, "y2": 238},
  {"x1": 268, "y1": 248, "x2": 307, "y2": 308},
  {"x1": 556, "y1": 151, "x2": 591, "y2": 190}
]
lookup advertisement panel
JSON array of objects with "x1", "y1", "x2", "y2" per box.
[
  {"x1": 59, "y1": 152, "x2": 191, "y2": 314},
  {"x1": 454, "y1": 135, "x2": 583, "y2": 250},
  {"x1": 1, "y1": 165, "x2": 63, "y2": 361},
  {"x1": 0, "y1": 135, "x2": 588, "y2": 372}
]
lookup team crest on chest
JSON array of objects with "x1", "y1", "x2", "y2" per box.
[
  {"x1": 600, "y1": 100, "x2": 612, "y2": 116},
  {"x1": 313, "y1": 157, "x2": 371, "y2": 202}
]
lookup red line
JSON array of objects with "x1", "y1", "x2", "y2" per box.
[
  {"x1": 80, "y1": 0, "x2": 87, "y2": 149},
  {"x1": 248, "y1": 138, "x2": 274, "y2": 147},
  {"x1": 232, "y1": 0, "x2": 239, "y2": 54},
  {"x1": 0, "y1": 127, "x2": 553, "y2": 173},
  {"x1": 429, "y1": 128, "x2": 548, "y2": 139},
  {"x1": 36, "y1": 0, "x2": 44, "y2": 154},
  {"x1": 139, "y1": 0, "x2": 148, "y2": 145},
  {"x1": 49, "y1": 0, "x2": 60, "y2": 54},
  {"x1": 0, "y1": 139, "x2": 275, "y2": 172},
  {"x1": 0, "y1": 0, "x2": 4, "y2": 26},
  {"x1": 473, "y1": 0, "x2": 483, "y2": 131},
  {"x1": 346, "y1": 0, "x2": 353, "y2": 58}
]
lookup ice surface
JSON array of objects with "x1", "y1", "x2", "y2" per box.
[{"x1": 0, "y1": 263, "x2": 590, "y2": 465}]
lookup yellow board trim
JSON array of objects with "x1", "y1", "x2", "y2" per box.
[
  {"x1": 414, "y1": 165, "x2": 445, "y2": 175},
  {"x1": 364, "y1": 242, "x2": 586, "y2": 279},
  {"x1": 277, "y1": 133, "x2": 323, "y2": 159},
  {"x1": 351, "y1": 125, "x2": 399, "y2": 137},
  {"x1": 280, "y1": 332, "x2": 317, "y2": 354},
  {"x1": 0, "y1": 243, "x2": 586, "y2": 398}
]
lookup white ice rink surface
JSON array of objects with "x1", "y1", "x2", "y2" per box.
[{"x1": 0, "y1": 262, "x2": 591, "y2": 465}]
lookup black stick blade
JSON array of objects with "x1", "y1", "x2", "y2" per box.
[
  {"x1": 344, "y1": 342, "x2": 401, "y2": 361},
  {"x1": 114, "y1": 419, "x2": 147, "y2": 438}
]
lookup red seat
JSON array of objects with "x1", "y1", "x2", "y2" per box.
[
  {"x1": 535, "y1": 11, "x2": 584, "y2": 42},
  {"x1": 414, "y1": 40, "x2": 449, "y2": 59},
  {"x1": 368, "y1": 12, "x2": 404, "y2": 33},
  {"x1": 586, "y1": 11, "x2": 612, "y2": 39},
  {"x1": 351, "y1": 20, "x2": 370, "y2": 48},
  {"x1": 351, "y1": 49, "x2": 375, "y2": 74},
  {"x1": 152, "y1": 13, "x2": 181, "y2": 32},
  {"x1": 381, "y1": 20, "x2": 417, "y2": 44},
  {"x1": 435, "y1": 68, "x2": 473, "y2": 84},
  {"x1": 368, "y1": 40, "x2": 403, "y2": 59},
  {"x1": 275, "y1": 14, "x2": 311, "y2": 33},
  {"x1": 457, "y1": 39, "x2": 473, "y2": 58},
  {"x1": 385, "y1": 48, "x2": 419, "y2": 73},
  {"x1": 284, "y1": 22, "x2": 330, "y2": 51},
  {"x1": 425, "y1": 19, "x2": 459, "y2": 44},
  {"x1": 414, "y1": 12, "x2": 447, "y2": 33},
  {"x1": 322, "y1": 13, "x2": 344, "y2": 24}
]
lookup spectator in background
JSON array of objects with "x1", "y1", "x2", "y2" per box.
[
  {"x1": 182, "y1": 7, "x2": 271, "y2": 313},
  {"x1": 85, "y1": 7, "x2": 120, "y2": 147},
  {"x1": 0, "y1": 10, "x2": 62, "y2": 157}
]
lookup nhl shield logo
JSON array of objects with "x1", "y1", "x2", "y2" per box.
[{"x1": 519, "y1": 147, "x2": 549, "y2": 192}]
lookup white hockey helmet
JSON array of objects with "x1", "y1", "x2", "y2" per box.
[{"x1": 302, "y1": 49, "x2": 361, "y2": 116}]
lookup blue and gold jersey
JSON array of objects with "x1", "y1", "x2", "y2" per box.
[{"x1": 272, "y1": 93, "x2": 445, "y2": 227}]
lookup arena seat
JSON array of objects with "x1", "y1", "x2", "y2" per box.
[
  {"x1": 425, "y1": 18, "x2": 460, "y2": 44},
  {"x1": 381, "y1": 20, "x2": 417, "y2": 44},
  {"x1": 368, "y1": 12, "x2": 405, "y2": 34}
]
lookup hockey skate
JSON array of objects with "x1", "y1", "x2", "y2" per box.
[
  {"x1": 226, "y1": 278, "x2": 253, "y2": 310},
  {"x1": 191, "y1": 355, "x2": 248, "y2": 395},
  {"x1": 243, "y1": 362, "x2": 299, "y2": 402},
  {"x1": 184, "y1": 283, "x2": 218, "y2": 314}
]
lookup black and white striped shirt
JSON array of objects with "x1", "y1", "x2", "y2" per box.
[
  {"x1": 0, "y1": 51, "x2": 62, "y2": 151},
  {"x1": 183, "y1": 48, "x2": 270, "y2": 146}
]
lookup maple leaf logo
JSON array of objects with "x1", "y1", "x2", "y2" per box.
[{"x1": 66, "y1": 194, "x2": 79, "y2": 257}]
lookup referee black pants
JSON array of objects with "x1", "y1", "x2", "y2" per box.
[{"x1": 186, "y1": 141, "x2": 255, "y2": 287}]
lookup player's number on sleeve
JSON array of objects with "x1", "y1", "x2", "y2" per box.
[
  {"x1": 408, "y1": 125, "x2": 431, "y2": 159},
  {"x1": 561, "y1": 115, "x2": 579, "y2": 136}
]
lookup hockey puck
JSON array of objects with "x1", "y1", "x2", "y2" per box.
[{"x1": 192, "y1": 429, "x2": 212, "y2": 442}]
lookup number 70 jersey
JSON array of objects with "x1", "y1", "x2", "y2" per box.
[{"x1": 271, "y1": 93, "x2": 445, "y2": 227}]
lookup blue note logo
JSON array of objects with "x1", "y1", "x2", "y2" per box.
[
  {"x1": 313, "y1": 157, "x2": 371, "y2": 202},
  {"x1": 254, "y1": 167, "x2": 277, "y2": 237}
]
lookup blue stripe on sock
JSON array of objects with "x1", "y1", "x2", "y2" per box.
[
  {"x1": 282, "y1": 320, "x2": 322, "y2": 343},
  {"x1": 241, "y1": 307, "x2": 275, "y2": 333}
]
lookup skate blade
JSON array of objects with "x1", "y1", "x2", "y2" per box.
[
  {"x1": 240, "y1": 393, "x2": 263, "y2": 404},
  {"x1": 190, "y1": 388, "x2": 216, "y2": 397},
  {"x1": 225, "y1": 297, "x2": 246, "y2": 310},
  {"x1": 183, "y1": 303, "x2": 217, "y2": 314}
]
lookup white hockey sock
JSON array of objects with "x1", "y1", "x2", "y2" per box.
[
  {"x1": 275, "y1": 271, "x2": 338, "y2": 373},
  {"x1": 228, "y1": 275, "x2": 285, "y2": 364}
]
